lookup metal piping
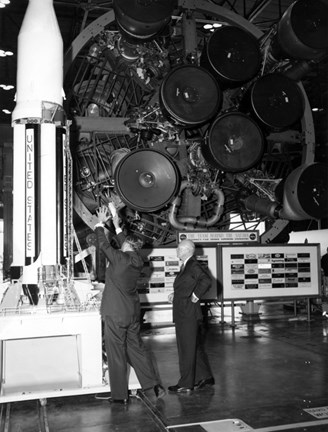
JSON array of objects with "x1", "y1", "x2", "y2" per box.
[{"x1": 168, "y1": 180, "x2": 225, "y2": 231}]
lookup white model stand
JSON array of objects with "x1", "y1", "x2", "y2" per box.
[{"x1": 0, "y1": 309, "x2": 140, "y2": 403}]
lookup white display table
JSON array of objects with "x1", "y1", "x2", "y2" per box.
[{"x1": 0, "y1": 308, "x2": 140, "y2": 403}]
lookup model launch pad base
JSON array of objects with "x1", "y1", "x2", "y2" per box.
[{"x1": 0, "y1": 309, "x2": 140, "y2": 403}]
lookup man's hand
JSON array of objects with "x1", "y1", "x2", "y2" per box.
[
  {"x1": 168, "y1": 292, "x2": 174, "y2": 304},
  {"x1": 191, "y1": 292, "x2": 199, "y2": 303},
  {"x1": 96, "y1": 206, "x2": 110, "y2": 224}
]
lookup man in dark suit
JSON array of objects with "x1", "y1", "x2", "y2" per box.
[
  {"x1": 321, "y1": 247, "x2": 328, "y2": 296},
  {"x1": 94, "y1": 205, "x2": 165, "y2": 403},
  {"x1": 168, "y1": 239, "x2": 214, "y2": 393}
]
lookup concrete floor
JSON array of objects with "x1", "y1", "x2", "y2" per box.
[{"x1": 2, "y1": 301, "x2": 328, "y2": 432}]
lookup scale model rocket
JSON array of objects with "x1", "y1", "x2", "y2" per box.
[{"x1": 11, "y1": 0, "x2": 69, "y2": 296}]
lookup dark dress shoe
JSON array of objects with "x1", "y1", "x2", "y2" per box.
[
  {"x1": 109, "y1": 398, "x2": 129, "y2": 405},
  {"x1": 154, "y1": 384, "x2": 166, "y2": 398},
  {"x1": 168, "y1": 384, "x2": 193, "y2": 393},
  {"x1": 194, "y1": 377, "x2": 215, "y2": 390}
]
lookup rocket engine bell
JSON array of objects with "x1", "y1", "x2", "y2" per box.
[
  {"x1": 113, "y1": 0, "x2": 175, "y2": 42},
  {"x1": 200, "y1": 25, "x2": 261, "y2": 88},
  {"x1": 159, "y1": 65, "x2": 222, "y2": 128},
  {"x1": 242, "y1": 73, "x2": 305, "y2": 131},
  {"x1": 241, "y1": 163, "x2": 328, "y2": 221},
  {"x1": 280, "y1": 163, "x2": 328, "y2": 220},
  {"x1": 271, "y1": 0, "x2": 328, "y2": 61},
  {"x1": 114, "y1": 149, "x2": 180, "y2": 212},
  {"x1": 202, "y1": 112, "x2": 265, "y2": 173}
]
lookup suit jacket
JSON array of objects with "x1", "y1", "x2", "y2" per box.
[
  {"x1": 321, "y1": 253, "x2": 328, "y2": 276},
  {"x1": 95, "y1": 227, "x2": 144, "y2": 322},
  {"x1": 172, "y1": 256, "x2": 212, "y2": 322}
]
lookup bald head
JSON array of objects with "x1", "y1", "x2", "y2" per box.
[{"x1": 177, "y1": 239, "x2": 195, "y2": 261}]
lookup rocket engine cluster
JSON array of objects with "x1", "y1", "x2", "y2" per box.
[{"x1": 65, "y1": 0, "x2": 328, "y2": 257}]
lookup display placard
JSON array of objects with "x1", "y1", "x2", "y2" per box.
[
  {"x1": 219, "y1": 243, "x2": 321, "y2": 300},
  {"x1": 138, "y1": 247, "x2": 218, "y2": 303},
  {"x1": 177, "y1": 230, "x2": 259, "y2": 245}
]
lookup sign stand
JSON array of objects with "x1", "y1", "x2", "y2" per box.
[{"x1": 240, "y1": 300, "x2": 261, "y2": 320}]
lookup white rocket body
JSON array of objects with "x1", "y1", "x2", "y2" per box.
[{"x1": 11, "y1": 0, "x2": 65, "y2": 285}]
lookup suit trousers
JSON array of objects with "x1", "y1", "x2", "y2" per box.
[
  {"x1": 103, "y1": 315, "x2": 158, "y2": 399},
  {"x1": 176, "y1": 317, "x2": 212, "y2": 388}
]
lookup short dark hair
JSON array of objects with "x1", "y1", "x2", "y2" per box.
[{"x1": 125, "y1": 234, "x2": 144, "y2": 251}]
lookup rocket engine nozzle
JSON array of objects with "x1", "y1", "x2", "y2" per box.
[
  {"x1": 270, "y1": 0, "x2": 328, "y2": 61},
  {"x1": 280, "y1": 162, "x2": 328, "y2": 220},
  {"x1": 114, "y1": 149, "x2": 180, "y2": 212},
  {"x1": 113, "y1": 0, "x2": 175, "y2": 43},
  {"x1": 241, "y1": 163, "x2": 328, "y2": 221}
]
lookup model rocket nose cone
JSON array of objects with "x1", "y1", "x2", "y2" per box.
[{"x1": 12, "y1": 0, "x2": 64, "y2": 121}]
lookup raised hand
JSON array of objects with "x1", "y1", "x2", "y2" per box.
[{"x1": 96, "y1": 205, "x2": 110, "y2": 224}]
